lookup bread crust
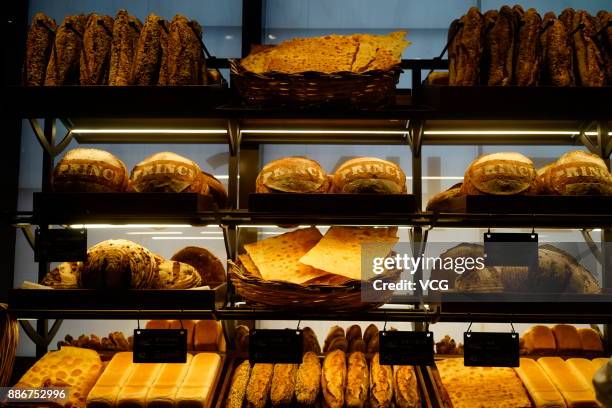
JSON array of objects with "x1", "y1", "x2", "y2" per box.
[
  {"x1": 513, "y1": 8, "x2": 542, "y2": 86},
  {"x1": 323, "y1": 326, "x2": 345, "y2": 353},
  {"x1": 483, "y1": 6, "x2": 515, "y2": 86},
  {"x1": 426, "y1": 183, "x2": 464, "y2": 212},
  {"x1": 462, "y1": 152, "x2": 536, "y2": 195},
  {"x1": 130, "y1": 152, "x2": 205, "y2": 193},
  {"x1": 394, "y1": 365, "x2": 420, "y2": 408},
  {"x1": 109, "y1": 10, "x2": 141, "y2": 86},
  {"x1": 270, "y1": 363, "x2": 298, "y2": 406},
  {"x1": 25, "y1": 13, "x2": 56, "y2": 85},
  {"x1": 545, "y1": 150, "x2": 612, "y2": 195},
  {"x1": 226, "y1": 361, "x2": 251, "y2": 408},
  {"x1": 246, "y1": 363, "x2": 274, "y2": 408},
  {"x1": 295, "y1": 352, "x2": 321, "y2": 406},
  {"x1": 45, "y1": 15, "x2": 86, "y2": 85},
  {"x1": 449, "y1": 7, "x2": 484, "y2": 85},
  {"x1": 322, "y1": 350, "x2": 346, "y2": 408},
  {"x1": 130, "y1": 13, "x2": 162, "y2": 85},
  {"x1": 80, "y1": 14, "x2": 114, "y2": 85},
  {"x1": 168, "y1": 15, "x2": 206, "y2": 85},
  {"x1": 52, "y1": 148, "x2": 128, "y2": 192},
  {"x1": 257, "y1": 157, "x2": 328, "y2": 193},
  {"x1": 346, "y1": 352, "x2": 369, "y2": 407},
  {"x1": 171, "y1": 246, "x2": 226, "y2": 285},
  {"x1": 369, "y1": 353, "x2": 393, "y2": 407},
  {"x1": 333, "y1": 157, "x2": 406, "y2": 194}
]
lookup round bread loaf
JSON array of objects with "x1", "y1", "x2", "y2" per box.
[
  {"x1": 81, "y1": 239, "x2": 159, "y2": 289},
  {"x1": 461, "y1": 152, "x2": 537, "y2": 195},
  {"x1": 426, "y1": 183, "x2": 465, "y2": 212},
  {"x1": 256, "y1": 157, "x2": 328, "y2": 193},
  {"x1": 129, "y1": 152, "x2": 205, "y2": 193},
  {"x1": 155, "y1": 260, "x2": 202, "y2": 289},
  {"x1": 170, "y1": 246, "x2": 226, "y2": 285},
  {"x1": 536, "y1": 163, "x2": 555, "y2": 194},
  {"x1": 52, "y1": 148, "x2": 128, "y2": 192},
  {"x1": 333, "y1": 157, "x2": 406, "y2": 194},
  {"x1": 545, "y1": 151, "x2": 612, "y2": 195},
  {"x1": 201, "y1": 171, "x2": 228, "y2": 208}
]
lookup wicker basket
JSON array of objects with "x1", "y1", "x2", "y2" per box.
[
  {"x1": 229, "y1": 260, "x2": 401, "y2": 312},
  {"x1": 230, "y1": 59, "x2": 401, "y2": 108}
]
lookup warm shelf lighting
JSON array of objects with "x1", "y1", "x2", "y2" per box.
[
  {"x1": 71, "y1": 129, "x2": 227, "y2": 134},
  {"x1": 69, "y1": 224, "x2": 192, "y2": 229},
  {"x1": 125, "y1": 231, "x2": 183, "y2": 235},
  {"x1": 423, "y1": 130, "x2": 580, "y2": 135},
  {"x1": 151, "y1": 236, "x2": 224, "y2": 240},
  {"x1": 241, "y1": 129, "x2": 408, "y2": 135}
]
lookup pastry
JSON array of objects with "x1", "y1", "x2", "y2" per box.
[
  {"x1": 394, "y1": 365, "x2": 420, "y2": 408},
  {"x1": 109, "y1": 10, "x2": 142, "y2": 86},
  {"x1": 42, "y1": 261, "x2": 81, "y2": 288},
  {"x1": 81, "y1": 239, "x2": 159, "y2": 289},
  {"x1": 369, "y1": 353, "x2": 393, "y2": 408},
  {"x1": 538, "y1": 357, "x2": 598, "y2": 407},
  {"x1": 80, "y1": 14, "x2": 114, "y2": 85},
  {"x1": 540, "y1": 12, "x2": 574, "y2": 86},
  {"x1": 483, "y1": 6, "x2": 515, "y2": 85},
  {"x1": 130, "y1": 13, "x2": 163, "y2": 85},
  {"x1": 270, "y1": 364, "x2": 298, "y2": 406},
  {"x1": 45, "y1": 15, "x2": 87, "y2": 85},
  {"x1": 295, "y1": 352, "x2": 321, "y2": 406},
  {"x1": 201, "y1": 171, "x2": 228, "y2": 208},
  {"x1": 333, "y1": 157, "x2": 406, "y2": 194},
  {"x1": 322, "y1": 349, "x2": 347, "y2": 408},
  {"x1": 461, "y1": 152, "x2": 537, "y2": 195},
  {"x1": 171, "y1": 246, "x2": 226, "y2": 286},
  {"x1": 513, "y1": 7, "x2": 542, "y2": 86},
  {"x1": 155, "y1": 260, "x2": 202, "y2": 289},
  {"x1": 129, "y1": 152, "x2": 206, "y2": 193},
  {"x1": 552, "y1": 324, "x2": 583, "y2": 354},
  {"x1": 303, "y1": 326, "x2": 322, "y2": 355},
  {"x1": 346, "y1": 351, "x2": 369, "y2": 407},
  {"x1": 543, "y1": 150, "x2": 612, "y2": 195},
  {"x1": 256, "y1": 157, "x2": 329, "y2": 194},
  {"x1": 226, "y1": 361, "x2": 251, "y2": 408},
  {"x1": 449, "y1": 7, "x2": 484, "y2": 85},
  {"x1": 52, "y1": 148, "x2": 129, "y2": 193},
  {"x1": 168, "y1": 15, "x2": 206, "y2": 85},
  {"x1": 522, "y1": 325, "x2": 557, "y2": 355},
  {"x1": 246, "y1": 363, "x2": 274, "y2": 408},
  {"x1": 24, "y1": 13, "x2": 56, "y2": 85},
  {"x1": 514, "y1": 358, "x2": 566, "y2": 408},
  {"x1": 425, "y1": 183, "x2": 464, "y2": 212},
  {"x1": 175, "y1": 352, "x2": 221, "y2": 407}
]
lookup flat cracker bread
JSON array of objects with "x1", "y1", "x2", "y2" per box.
[
  {"x1": 244, "y1": 227, "x2": 328, "y2": 284},
  {"x1": 298, "y1": 227, "x2": 398, "y2": 281},
  {"x1": 238, "y1": 253, "x2": 261, "y2": 278}
]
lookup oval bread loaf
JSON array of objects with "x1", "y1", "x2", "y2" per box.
[
  {"x1": 130, "y1": 152, "x2": 205, "y2": 193},
  {"x1": 256, "y1": 157, "x2": 329, "y2": 193},
  {"x1": 53, "y1": 148, "x2": 128, "y2": 192},
  {"x1": 546, "y1": 150, "x2": 612, "y2": 195},
  {"x1": 333, "y1": 157, "x2": 406, "y2": 194},
  {"x1": 461, "y1": 152, "x2": 537, "y2": 195}
]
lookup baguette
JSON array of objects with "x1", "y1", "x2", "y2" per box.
[
  {"x1": 394, "y1": 365, "x2": 420, "y2": 408},
  {"x1": 270, "y1": 364, "x2": 298, "y2": 406},
  {"x1": 80, "y1": 14, "x2": 114, "y2": 85},
  {"x1": 449, "y1": 7, "x2": 484, "y2": 85},
  {"x1": 45, "y1": 15, "x2": 87, "y2": 85},
  {"x1": 513, "y1": 8, "x2": 542, "y2": 86},
  {"x1": 226, "y1": 361, "x2": 251, "y2": 408},
  {"x1": 346, "y1": 325, "x2": 362, "y2": 344},
  {"x1": 345, "y1": 352, "x2": 368, "y2": 408},
  {"x1": 295, "y1": 351, "x2": 321, "y2": 406},
  {"x1": 363, "y1": 324, "x2": 379, "y2": 346},
  {"x1": 323, "y1": 326, "x2": 345, "y2": 353},
  {"x1": 483, "y1": 6, "x2": 515, "y2": 85},
  {"x1": 369, "y1": 353, "x2": 393, "y2": 408},
  {"x1": 322, "y1": 349, "x2": 346, "y2": 408},
  {"x1": 24, "y1": 13, "x2": 56, "y2": 85},
  {"x1": 246, "y1": 363, "x2": 274, "y2": 408},
  {"x1": 109, "y1": 10, "x2": 142, "y2": 86},
  {"x1": 130, "y1": 13, "x2": 162, "y2": 85},
  {"x1": 302, "y1": 326, "x2": 321, "y2": 355}
]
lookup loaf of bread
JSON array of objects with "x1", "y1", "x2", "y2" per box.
[
  {"x1": 346, "y1": 325, "x2": 362, "y2": 344},
  {"x1": 302, "y1": 326, "x2": 321, "y2": 355},
  {"x1": 116, "y1": 360, "x2": 162, "y2": 407},
  {"x1": 201, "y1": 172, "x2": 228, "y2": 208},
  {"x1": 168, "y1": 320, "x2": 196, "y2": 351},
  {"x1": 42, "y1": 261, "x2": 81, "y2": 288},
  {"x1": 394, "y1": 365, "x2": 420, "y2": 408},
  {"x1": 24, "y1": 13, "x2": 56, "y2": 85},
  {"x1": 566, "y1": 358, "x2": 598, "y2": 391},
  {"x1": 346, "y1": 351, "x2": 369, "y2": 407},
  {"x1": 514, "y1": 358, "x2": 566, "y2": 408},
  {"x1": 193, "y1": 320, "x2": 220, "y2": 352},
  {"x1": 364, "y1": 324, "x2": 380, "y2": 354},
  {"x1": 145, "y1": 354, "x2": 193, "y2": 407},
  {"x1": 537, "y1": 356, "x2": 598, "y2": 407},
  {"x1": 256, "y1": 157, "x2": 329, "y2": 193},
  {"x1": 522, "y1": 325, "x2": 557, "y2": 355},
  {"x1": 171, "y1": 246, "x2": 226, "y2": 286},
  {"x1": 80, "y1": 14, "x2": 114, "y2": 85},
  {"x1": 130, "y1": 152, "x2": 205, "y2": 194},
  {"x1": 109, "y1": 10, "x2": 142, "y2": 86},
  {"x1": 540, "y1": 13, "x2": 573, "y2": 86},
  {"x1": 167, "y1": 15, "x2": 206, "y2": 85},
  {"x1": 597, "y1": 10, "x2": 612, "y2": 83},
  {"x1": 571, "y1": 10, "x2": 606, "y2": 87},
  {"x1": 45, "y1": 15, "x2": 87, "y2": 85},
  {"x1": 86, "y1": 351, "x2": 134, "y2": 407},
  {"x1": 430, "y1": 243, "x2": 484, "y2": 289},
  {"x1": 175, "y1": 352, "x2": 221, "y2": 408},
  {"x1": 130, "y1": 13, "x2": 162, "y2": 85},
  {"x1": 369, "y1": 353, "x2": 393, "y2": 408},
  {"x1": 322, "y1": 349, "x2": 347, "y2": 408},
  {"x1": 577, "y1": 328, "x2": 604, "y2": 354},
  {"x1": 146, "y1": 320, "x2": 171, "y2": 330},
  {"x1": 426, "y1": 183, "x2": 464, "y2": 212},
  {"x1": 81, "y1": 239, "x2": 159, "y2": 289},
  {"x1": 333, "y1": 157, "x2": 406, "y2": 194},
  {"x1": 226, "y1": 361, "x2": 251, "y2": 408},
  {"x1": 462, "y1": 152, "x2": 537, "y2": 195},
  {"x1": 270, "y1": 364, "x2": 298, "y2": 406},
  {"x1": 513, "y1": 7, "x2": 542, "y2": 86},
  {"x1": 324, "y1": 326, "x2": 346, "y2": 353},
  {"x1": 246, "y1": 364, "x2": 274, "y2": 408},
  {"x1": 155, "y1": 260, "x2": 202, "y2": 289},
  {"x1": 482, "y1": 6, "x2": 514, "y2": 86},
  {"x1": 349, "y1": 339, "x2": 367, "y2": 353},
  {"x1": 448, "y1": 7, "x2": 484, "y2": 85},
  {"x1": 534, "y1": 245, "x2": 600, "y2": 294},
  {"x1": 543, "y1": 150, "x2": 612, "y2": 195},
  {"x1": 157, "y1": 19, "x2": 170, "y2": 85},
  {"x1": 295, "y1": 351, "x2": 321, "y2": 406},
  {"x1": 53, "y1": 148, "x2": 129, "y2": 193}
]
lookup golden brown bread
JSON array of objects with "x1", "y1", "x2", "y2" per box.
[
  {"x1": 171, "y1": 246, "x2": 226, "y2": 286},
  {"x1": 324, "y1": 326, "x2": 346, "y2": 353},
  {"x1": 543, "y1": 150, "x2": 612, "y2": 195},
  {"x1": 246, "y1": 363, "x2": 274, "y2": 408},
  {"x1": 540, "y1": 12, "x2": 574, "y2": 86},
  {"x1": 522, "y1": 325, "x2": 557, "y2": 355},
  {"x1": 80, "y1": 14, "x2": 114, "y2": 85},
  {"x1": 45, "y1": 15, "x2": 86, "y2": 85},
  {"x1": 327, "y1": 336, "x2": 349, "y2": 354},
  {"x1": 322, "y1": 349, "x2": 347, "y2": 408},
  {"x1": 363, "y1": 324, "x2": 379, "y2": 346},
  {"x1": 270, "y1": 364, "x2": 298, "y2": 406},
  {"x1": 227, "y1": 361, "x2": 251, "y2": 408},
  {"x1": 130, "y1": 13, "x2": 162, "y2": 85},
  {"x1": 194, "y1": 319, "x2": 221, "y2": 352},
  {"x1": 256, "y1": 157, "x2": 329, "y2": 193},
  {"x1": 552, "y1": 324, "x2": 583, "y2": 354},
  {"x1": 333, "y1": 157, "x2": 406, "y2": 194},
  {"x1": 130, "y1": 152, "x2": 206, "y2": 193},
  {"x1": 25, "y1": 13, "x2": 56, "y2": 85},
  {"x1": 201, "y1": 171, "x2": 228, "y2": 208},
  {"x1": 369, "y1": 353, "x2": 393, "y2": 408},
  {"x1": 53, "y1": 148, "x2": 128, "y2": 193},
  {"x1": 155, "y1": 260, "x2": 202, "y2": 289},
  {"x1": 462, "y1": 152, "x2": 537, "y2": 195},
  {"x1": 513, "y1": 8, "x2": 542, "y2": 86},
  {"x1": 302, "y1": 326, "x2": 322, "y2": 355},
  {"x1": 483, "y1": 6, "x2": 515, "y2": 86},
  {"x1": 394, "y1": 365, "x2": 420, "y2": 408},
  {"x1": 346, "y1": 351, "x2": 369, "y2": 407},
  {"x1": 449, "y1": 7, "x2": 484, "y2": 85},
  {"x1": 167, "y1": 15, "x2": 206, "y2": 85},
  {"x1": 577, "y1": 328, "x2": 603, "y2": 354},
  {"x1": 295, "y1": 351, "x2": 321, "y2": 406},
  {"x1": 426, "y1": 183, "x2": 464, "y2": 212},
  {"x1": 109, "y1": 10, "x2": 142, "y2": 86}
]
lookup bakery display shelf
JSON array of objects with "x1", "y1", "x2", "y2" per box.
[
  {"x1": 427, "y1": 212, "x2": 612, "y2": 229},
  {"x1": 32, "y1": 192, "x2": 221, "y2": 225},
  {"x1": 462, "y1": 195, "x2": 612, "y2": 215},
  {"x1": 423, "y1": 85, "x2": 612, "y2": 120},
  {"x1": 8, "y1": 286, "x2": 225, "y2": 319}
]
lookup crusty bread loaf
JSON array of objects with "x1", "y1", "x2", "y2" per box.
[
  {"x1": 522, "y1": 325, "x2": 557, "y2": 355},
  {"x1": 256, "y1": 157, "x2": 329, "y2": 193},
  {"x1": 577, "y1": 328, "x2": 604, "y2": 354},
  {"x1": 227, "y1": 361, "x2": 251, "y2": 408},
  {"x1": 155, "y1": 260, "x2": 202, "y2": 289},
  {"x1": 333, "y1": 157, "x2": 406, "y2": 194},
  {"x1": 130, "y1": 152, "x2": 205, "y2": 193},
  {"x1": 45, "y1": 15, "x2": 87, "y2": 85},
  {"x1": 346, "y1": 351, "x2": 369, "y2": 407},
  {"x1": 426, "y1": 183, "x2": 465, "y2": 212},
  {"x1": 394, "y1": 365, "x2": 420, "y2": 408},
  {"x1": 535, "y1": 245, "x2": 600, "y2": 294},
  {"x1": 369, "y1": 353, "x2": 393, "y2": 407},
  {"x1": 324, "y1": 326, "x2": 346, "y2": 353},
  {"x1": 327, "y1": 336, "x2": 349, "y2": 353},
  {"x1": 552, "y1": 325, "x2": 583, "y2": 354},
  {"x1": 545, "y1": 150, "x2": 612, "y2": 195},
  {"x1": 270, "y1": 364, "x2": 298, "y2": 406},
  {"x1": 130, "y1": 13, "x2": 162, "y2": 85},
  {"x1": 302, "y1": 326, "x2": 321, "y2": 355},
  {"x1": 53, "y1": 148, "x2": 128, "y2": 193},
  {"x1": 349, "y1": 338, "x2": 367, "y2": 353},
  {"x1": 25, "y1": 13, "x2": 56, "y2": 86},
  {"x1": 295, "y1": 351, "x2": 321, "y2": 406},
  {"x1": 80, "y1": 14, "x2": 114, "y2": 85},
  {"x1": 109, "y1": 10, "x2": 142, "y2": 86},
  {"x1": 537, "y1": 356, "x2": 598, "y2": 407},
  {"x1": 346, "y1": 325, "x2": 362, "y2": 344},
  {"x1": 194, "y1": 320, "x2": 220, "y2": 352},
  {"x1": 363, "y1": 324, "x2": 379, "y2": 346},
  {"x1": 322, "y1": 349, "x2": 347, "y2": 408},
  {"x1": 167, "y1": 15, "x2": 205, "y2": 85},
  {"x1": 201, "y1": 171, "x2": 228, "y2": 208},
  {"x1": 514, "y1": 358, "x2": 565, "y2": 408},
  {"x1": 170, "y1": 246, "x2": 226, "y2": 286},
  {"x1": 462, "y1": 152, "x2": 537, "y2": 195},
  {"x1": 246, "y1": 364, "x2": 274, "y2": 408}
]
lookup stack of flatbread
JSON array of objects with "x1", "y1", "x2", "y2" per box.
[
  {"x1": 240, "y1": 226, "x2": 399, "y2": 285},
  {"x1": 241, "y1": 31, "x2": 411, "y2": 74}
]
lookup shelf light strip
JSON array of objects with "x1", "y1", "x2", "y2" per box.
[
  {"x1": 71, "y1": 129, "x2": 227, "y2": 134},
  {"x1": 151, "y1": 236, "x2": 224, "y2": 240},
  {"x1": 70, "y1": 224, "x2": 192, "y2": 229},
  {"x1": 126, "y1": 231, "x2": 183, "y2": 235}
]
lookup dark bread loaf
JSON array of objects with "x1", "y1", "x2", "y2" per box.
[
  {"x1": 130, "y1": 13, "x2": 162, "y2": 85},
  {"x1": 256, "y1": 157, "x2": 328, "y2": 193},
  {"x1": 25, "y1": 13, "x2": 56, "y2": 85},
  {"x1": 449, "y1": 7, "x2": 484, "y2": 85},
  {"x1": 109, "y1": 10, "x2": 142, "y2": 86},
  {"x1": 171, "y1": 246, "x2": 226, "y2": 286},
  {"x1": 45, "y1": 15, "x2": 87, "y2": 85},
  {"x1": 80, "y1": 14, "x2": 114, "y2": 85}
]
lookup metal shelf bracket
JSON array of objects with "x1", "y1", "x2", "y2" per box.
[{"x1": 28, "y1": 118, "x2": 73, "y2": 158}]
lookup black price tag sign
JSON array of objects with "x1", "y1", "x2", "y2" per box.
[
  {"x1": 380, "y1": 331, "x2": 434, "y2": 366},
  {"x1": 35, "y1": 228, "x2": 87, "y2": 262},
  {"x1": 464, "y1": 332, "x2": 519, "y2": 367},
  {"x1": 484, "y1": 232, "x2": 538, "y2": 267},
  {"x1": 133, "y1": 329, "x2": 187, "y2": 363},
  {"x1": 249, "y1": 329, "x2": 303, "y2": 364}
]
